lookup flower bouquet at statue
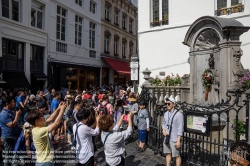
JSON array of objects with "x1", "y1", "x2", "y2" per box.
[
  {"x1": 239, "y1": 72, "x2": 250, "y2": 90},
  {"x1": 202, "y1": 69, "x2": 214, "y2": 101}
]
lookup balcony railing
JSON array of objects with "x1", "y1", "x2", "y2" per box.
[{"x1": 215, "y1": 4, "x2": 244, "y2": 16}]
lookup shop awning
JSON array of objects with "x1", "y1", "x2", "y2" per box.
[
  {"x1": 31, "y1": 72, "x2": 48, "y2": 81},
  {"x1": 3, "y1": 71, "x2": 31, "y2": 89},
  {"x1": 103, "y1": 58, "x2": 130, "y2": 74}
]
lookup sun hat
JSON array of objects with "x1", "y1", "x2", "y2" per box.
[{"x1": 128, "y1": 97, "x2": 137, "y2": 102}]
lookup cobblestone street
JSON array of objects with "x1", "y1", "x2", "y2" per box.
[{"x1": 53, "y1": 135, "x2": 166, "y2": 166}]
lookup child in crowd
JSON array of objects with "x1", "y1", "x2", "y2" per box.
[{"x1": 137, "y1": 101, "x2": 150, "y2": 152}]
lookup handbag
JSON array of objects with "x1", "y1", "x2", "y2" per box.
[{"x1": 164, "y1": 110, "x2": 178, "y2": 146}]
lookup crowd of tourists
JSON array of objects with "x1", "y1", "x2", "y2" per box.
[
  {"x1": 2, "y1": 83, "x2": 249, "y2": 166},
  {"x1": 0, "y1": 83, "x2": 155, "y2": 166}
]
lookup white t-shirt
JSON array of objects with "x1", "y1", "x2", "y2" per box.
[{"x1": 73, "y1": 122, "x2": 100, "y2": 164}]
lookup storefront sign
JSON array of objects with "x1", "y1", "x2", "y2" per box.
[{"x1": 184, "y1": 112, "x2": 211, "y2": 136}]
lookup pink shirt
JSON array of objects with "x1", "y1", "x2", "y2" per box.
[{"x1": 97, "y1": 101, "x2": 113, "y2": 114}]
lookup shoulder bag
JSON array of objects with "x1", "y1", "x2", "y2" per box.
[{"x1": 164, "y1": 111, "x2": 178, "y2": 146}]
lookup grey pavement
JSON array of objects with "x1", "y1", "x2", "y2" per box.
[{"x1": 53, "y1": 135, "x2": 166, "y2": 166}]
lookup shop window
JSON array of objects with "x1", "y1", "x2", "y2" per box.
[
  {"x1": 2, "y1": 38, "x2": 24, "y2": 71},
  {"x1": 30, "y1": 45, "x2": 44, "y2": 72}
]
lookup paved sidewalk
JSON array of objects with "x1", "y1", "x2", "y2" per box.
[{"x1": 53, "y1": 135, "x2": 166, "y2": 166}]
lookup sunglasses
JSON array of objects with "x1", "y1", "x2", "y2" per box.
[{"x1": 166, "y1": 102, "x2": 172, "y2": 106}]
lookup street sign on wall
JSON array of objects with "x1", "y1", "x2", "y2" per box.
[
  {"x1": 130, "y1": 62, "x2": 139, "y2": 69},
  {"x1": 131, "y1": 69, "x2": 138, "y2": 80}
]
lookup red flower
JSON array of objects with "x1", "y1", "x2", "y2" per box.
[{"x1": 206, "y1": 77, "x2": 211, "y2": 81}]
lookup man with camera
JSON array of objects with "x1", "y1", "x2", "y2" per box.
[
  {"x1": 162, "y1": 97, "x2": 184, "y2": 166},
  {"x1": 0, "y1": 96, "x2": 22, "y2": 166}
]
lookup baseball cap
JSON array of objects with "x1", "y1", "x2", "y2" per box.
[
  {"x1": 38, "y1": 102, "x2": 46, "y2": 108},
  {"x1": 166, "y1": 97, "x2": 176, "y2": 104}
]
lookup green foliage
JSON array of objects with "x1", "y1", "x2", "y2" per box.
[{"x1": 232, "y1": 119, "x2": 246, "y2": 138}]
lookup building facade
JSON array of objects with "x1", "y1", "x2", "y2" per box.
[
  {"x1": 47, "y1": 0, "x2": 102, "y2": 90},
  {"x1": 0, "y1": 0, "x2": 49, "y2": 93},
  {"x1": 0, "y1": 0, "x2": 102, "y2": 92},
  {"x1": 101, "y1": 0, "x2": 137, "y2": 85},
  {"x1": 138, "y1": 0, "x2": 250, "y2": 84}
]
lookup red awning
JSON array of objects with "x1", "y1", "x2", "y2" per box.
[{"x1": 103, "y1": 58, "x2": 130, "y2": 74}]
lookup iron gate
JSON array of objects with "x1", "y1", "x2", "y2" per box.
[{"x1": 138, "y1": 87, "x2": 250, "y2": 166}]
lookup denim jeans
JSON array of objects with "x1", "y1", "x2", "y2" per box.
[
  {"x1": 36, "y1": 161, "x2": 54, "y2": 166},
  {"x1": 2, "y1": 137, "x2": 18, "y2": 166}
]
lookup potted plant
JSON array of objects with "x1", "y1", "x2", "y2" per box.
[
  {"x1": 173, "y1": 74, "x2": 182, "y2": 86},
  {"x1": 239, "y1": 72, "x2": 250, "y2": 90},
  {"x1": 150, "y1": 76, "x2": 163, "y2": 86},
  {"x1": 231, "y1": 118, "x2": 246, "y2": 140}
]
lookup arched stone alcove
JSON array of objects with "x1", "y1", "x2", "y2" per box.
[{"x1": 183, "y1": 16, "x2": 250, "y2": 105}]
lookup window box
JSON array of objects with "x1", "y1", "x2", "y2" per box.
[
  {"x1": 161, "y1": 19, "x2": 168, "y2": 26},
  {"x1": 215, "y1": 4, "x2": 244, "y2": 16},
  {"x1": 150, "y1": 21, "x2": 160, "y2": 27}
]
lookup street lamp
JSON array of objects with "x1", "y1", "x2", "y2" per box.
[{"x1": 130, "y1": 54, "x2": 139, "y2": 94}]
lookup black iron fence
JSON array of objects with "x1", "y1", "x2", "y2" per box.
[{"x1": 139, "y1": 87, "x2": 250, "y2": 166}]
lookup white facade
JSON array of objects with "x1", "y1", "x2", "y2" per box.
[
  {"x1": 138, "y1": 0, "x2": 250, "y2": 84},
  {"x1": 48, "y1": 0, "x2": 102, "y2": 67},
  {"x1": 0, "y1": 0, "x2": 102, "y2": 90}
]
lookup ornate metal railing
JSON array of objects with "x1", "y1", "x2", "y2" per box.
[{"x1": 138, "y1": 86, "x2": 250, "y2": 166}]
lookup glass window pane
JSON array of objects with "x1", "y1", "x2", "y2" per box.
[
  {"x1": 2, "y1": 39, "x2": 7, "y2": 55},
  {"x1": 57, "y1": 6, "x2": 61, "y2": 14},
  {"x1": 75, "y1": 15, "x2": 78, "y2": 22},
  {"x1": 79, "y1": 0, "x2": 82, "y2": 6},
  {"x1": 57, "y1": 24, "x2": 60, "y2": 31},
  {"x1": 31, "y1": 8, "x2": 36, "y2": 26},
  {"x1": 153, "y1": 0, "x2": 159, "y2": 21},
  {"x1": 37, "y1": 11, "x2": 43, "y2": 29},
  {"x1": 78, "y1": 32, "x2": 81, "y2": 38},
  {"x1": 2, "y1": 0, "x2": 10, "y2": 18},
  {"x1": 37, "y1": 19, "x2": 43, "y2": 29},
  {"x1": 30, "y1": 46, "x2": 33, "y2": 60},
  {"x1": 57, "y1": 16, "x2": 60, "y2": 23},
  {"x1": 75, "y1": 38, "x2": 77, "y2": 44},
  {"x1": 18, "y1": 44, "x2": 22, "y2": 59},
  {"x1": 57, "y1": 32, "x2": 60, "y2": 39},
  {"x1": 62, "y1": 18, "x2": 66, "y2": 25},
  {"x1": 61, "y1": 33, "x2": 65, "y2": 41},
  {"x1": 79, "y1": 18, "x2": 82, "y2": 24},
  {"x1": 61, "y1": 25, "x2": 65, "y2": 33},
  {"x1": 12, "y1": 0, "x2": 19, "y2": 21},
  {"x1": 62, "y1": 9, "x2": 66, "y2": 17},
  {"x1": 8, "y1": 41, "x2": 17, "y2": 56},
  {"x1": 79, "y1": 25, "x2": 82, "y2": 31},
  {"x1": 78, "y1": 39, "x2": 81, "y2": 45}
]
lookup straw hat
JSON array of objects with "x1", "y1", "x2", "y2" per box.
[{"x1": 128, "y1": 97, "x2": 137, "y2": 102}]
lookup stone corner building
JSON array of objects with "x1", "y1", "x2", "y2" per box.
[{"x1": 101, "y1": 0, "x2": 137, "y2": 85}]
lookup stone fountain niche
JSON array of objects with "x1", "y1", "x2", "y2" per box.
[{"x1": 183, "y1": 16, "x2": 250, "y2": 105}]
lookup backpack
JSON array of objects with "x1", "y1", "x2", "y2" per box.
[
  {"x1": 66, "y1": 111, "x2": 77, "y2": 134},
  {"x1": 98, "y1": 103, "x2": 109, "y2": 115}
]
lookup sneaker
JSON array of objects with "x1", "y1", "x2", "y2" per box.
[
  {"x1": 52, "y1": 140, "x2": 59, "y2": 144},
  {"x1": 71, "y1": 146, "x2": 76, "y2": 150}
]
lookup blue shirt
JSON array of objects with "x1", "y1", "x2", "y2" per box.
[
  {"x1": 50, "y1": 99, "x2": 59, "y2": 114},
  {"x1": 16, "y1": 96, "x2": 22, "y2": 108},
  {"x1": 0, "y1": 108, "x2": 21, "y2": 137}
]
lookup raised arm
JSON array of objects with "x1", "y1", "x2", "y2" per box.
[{"x1": 48, "y1": 104, "x2": 66, "y2": 132}]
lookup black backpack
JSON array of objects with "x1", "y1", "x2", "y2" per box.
[
  {"x1": 66, "y1": 112, "x2": 77, "y2": 133},
  {"x1": 98, "y1": 103, "x2": 109, "y2": 115}
]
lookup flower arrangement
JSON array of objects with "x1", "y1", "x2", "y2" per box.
[
  {"x1": 239, "y1": 72, "x2": 250, "y2": 90},
  {"x1": 231, "y1": 118, "x2": 246, "y2": 140},
  {"x1": 150, "y1": 76, "x2": 164, "y2": 86},
  {"x1": 150, "y1": 74, "x2": 182, "y2": 86},
  {"x1": 202, "y1": 69, "x2": 214, "y2": 101}
]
